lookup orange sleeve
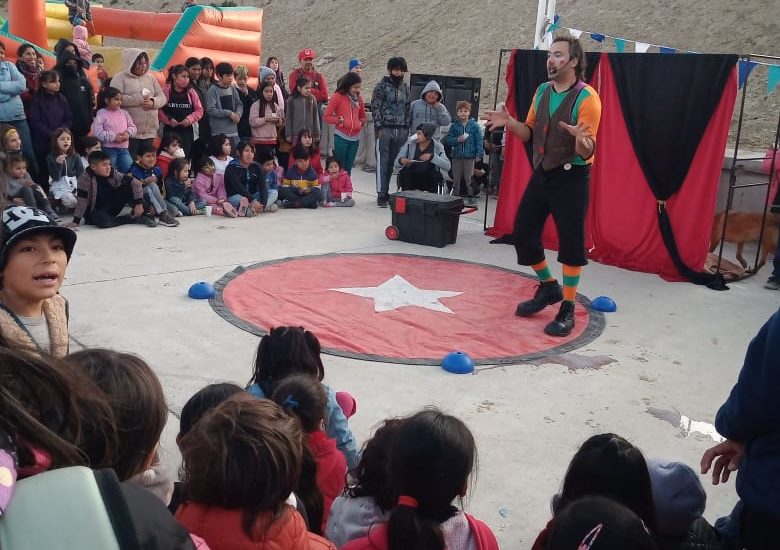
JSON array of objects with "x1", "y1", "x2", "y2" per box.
[
  {"x1": 577, "y1": 88, "x2": 602, "y2": 142},
  {"x1": 524, "y1": 92, "x2": 538, "y2": 129}
]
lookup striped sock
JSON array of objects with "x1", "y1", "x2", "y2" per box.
[
  {"x1": 562, "y1": 265, "x2": 582, "y2": 303},
  {"x1": 532, "y1": 260, "x2": 555, "y2": 283}
]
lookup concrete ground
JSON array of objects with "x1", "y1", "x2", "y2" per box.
[{"x1": 63, "y1": 168, "x2": 778, "y2": 548}]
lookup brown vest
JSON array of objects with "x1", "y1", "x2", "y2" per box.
[
  {"x1": 0, "y1": 294, "x2": 70, "y2": 357},
  {"x1": 532, "y1": 81, "x2": 586, "y2": 171}
]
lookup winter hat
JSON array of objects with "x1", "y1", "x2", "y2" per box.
[
  {"x1": 0, "y1": 206, "x2": 76, "y2": 271},
  {"x1": 547, "y1": 496, "x2": 656, "y2": 550},
  {"x1": 259, "y1": 66, "x2": 275, "y2": 82},
  {"x1": 647, "y1": 459, "x2": 706, "y2": 537},
  {"x1": 348, "y1": 58, "x2": 362, "y2": 71},
  {"x1": 298, "y1": 48, "x2": 315, "y2": 61},
  {"x1": 417, "y1": 122, "x2": 437, "y2": 140}
]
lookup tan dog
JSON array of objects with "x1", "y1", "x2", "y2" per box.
[{"x1": 710, "y1": 211, "x2": 780, "y2": 272}]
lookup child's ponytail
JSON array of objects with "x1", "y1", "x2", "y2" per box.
[{"x1": 386, "y1": 409, "x2": 477, "y2": 550}]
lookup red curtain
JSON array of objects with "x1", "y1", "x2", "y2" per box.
[{"x1": 488, "y1": 53, "x2": 737, "y2": 281}]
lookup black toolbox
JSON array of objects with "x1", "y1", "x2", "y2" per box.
[{"x1": 386, "y1": 191, "x2": 473, "y2": 247}]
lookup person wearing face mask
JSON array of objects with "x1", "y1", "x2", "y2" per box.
[
  {"x1": 485, "y1": 36, "x2": 601, "y2": 338},
  {"x1": 371, "y1": 56, "x2": 411, "y2": 208},
  {"x1": 110, "y1": 48, "x2": 167, "y2": 159},
  {"x1": 53, "y1": 48, "x2": 94, "y2": 142}
]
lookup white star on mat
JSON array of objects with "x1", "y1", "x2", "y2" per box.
[{"x1": 330, "y1": 275, "x2": 463, "y2": 314}]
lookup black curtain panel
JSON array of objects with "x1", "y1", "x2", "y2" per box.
[
  {"x1": 609, "y1": 53, "x2": 737, "y2": 289},
  {"x1": 512, "y1": 50, "x2": 602, "y2": 165}
]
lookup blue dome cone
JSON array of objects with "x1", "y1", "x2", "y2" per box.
[
  {"x1": 591, "y1": 295, "x2": 617, "y2": 312},
  {"x1": 441, "y1": 351, "x2": 475, "y2": 374},
  {"x1": 188, "y1": 281, "x2": 216, "y2": 300}
]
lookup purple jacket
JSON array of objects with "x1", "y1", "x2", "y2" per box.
[{"x1": 29, "y1": 92, "x2": 73, "y2": 153}]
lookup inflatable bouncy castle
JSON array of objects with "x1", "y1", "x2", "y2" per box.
[{"x1": 1, "y1": 2, "x2": 263, "y2": 84}]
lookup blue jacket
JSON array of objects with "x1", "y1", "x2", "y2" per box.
[
  {"x1": 0, "y1": 60, "x2": 27, "y2": 122},
  {"x1": 444, "y1": 118, "x2": 484, "y2": 159},
  {"x1": 715, "y1": 308, "x2": 780, "y2": 518},
  {"x1": 246, "y1": 382, "x2": 359, "y2": 470}
]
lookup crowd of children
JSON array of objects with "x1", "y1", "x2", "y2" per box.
[{"x1": 0, "y1": 41, "x2": 510, "y2": 226}]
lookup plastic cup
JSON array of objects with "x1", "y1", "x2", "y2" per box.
[{"x1": 205, "y1": 205, "x2": 213, "y2": 216}]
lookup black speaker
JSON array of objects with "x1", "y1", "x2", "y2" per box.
[{"x1": 410, "y1": 73, "x2": 482, "y2": 118}]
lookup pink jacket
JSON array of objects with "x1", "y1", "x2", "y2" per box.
[
  {"x1": 91, "y1": 107, "x2": 137, "y2": 149},
  {"x1": 193, "y1": 172, "x2": 227, "y2": 205},
  {"x1": 158, "y1": 84, "x2": 204, "y2": 126},
  {"x1": 249, "y1": 100, "x2": 284, "y2": 143},
  {"x1": 324, "y1": 92, "x2": 366, "y2": 138},
  {"x1": 319, "y1": 169, "x2": 353, "y2": 196},
  {"x1": 72, "y1": 25, "x2": 92, "y2": 64}
]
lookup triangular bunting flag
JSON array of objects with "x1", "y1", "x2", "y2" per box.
[
  {"x1": 635, "y1": 42, "x2": 651, "y2": 53},
  {"x1": 737, "y1": 60, "x2": 758, "y2": 89},
  {"x1": 768, "y1": 65, "x2": 780, "y2": 95},
  {"x1": 590, "y1": 33, "x2": 605, "y2": 42},
  {"x1": 659, "y1": 46, "x2": 677, "y2": 54},
  {"x1": 568, "y1": 28, "x2": 583, "y2": 39},
  {"x1": 615, "y1": 38, "x2": 626, "y2": 53}
]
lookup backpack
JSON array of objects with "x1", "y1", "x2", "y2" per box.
[{"x1": 0, "y1": 466, "x2": 196, "y2": 550}]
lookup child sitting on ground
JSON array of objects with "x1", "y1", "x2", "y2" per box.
[
  {"x1": 0, "y1": 205, "x2": 76, "y2": 357},
  {"x1": 156, "y1": 131, "x2": 185, "y2": 180},
  {"x1": 67, "y1": 150, "x2": 145, "y2": 228},
  {"x1": 46, "y1": 127, "x2": 82, "y2": 210},
  {"x1": 256, "y1": 150, "x2": 280, "y2": 212},
  {"x1": 343, "y1": 409, "x2": 499, "y2": 550},
  {"x1": 271, "y1": 375, "x2": 347, "y2": 535},
  {"x1": 67, "y1": 348, "x2": 172, "y2": 504},
  {"x1": 247, "y1": 326, "x2": 359, "y2": 469},
  {"x1": 280, "y1": 146, "x2": 322, "y2": 209},
  {"x1": 175, "y1": 393, "x2": 337, "y2": 549},
  {"x1": 91, "y1": 87, "x2": 137, "y2": 173},
  {"x1": 224, "y1": 140, "x2": 265, "y2": 217},
  {"x1": 166, "y1": 158, "x2": 205, "y2": 216},
  {"x1": 326, "y1": 418, "x2": 402, "y2": 547},
  {"x1": 78, "y1": 135, "x2": 100, "y2": 169},
  {"x1": 2, "y1": 154, "x2": 60, "y2": 221},
  {"x1": 192, "y1": 157, "x2": 237, "y2": 217},
  {"x1": 319, "y1": 156, "x2": 355, "y2": 207},
  {"x1": 128, "y1": 143, "x2": 180, "y2": 227}
]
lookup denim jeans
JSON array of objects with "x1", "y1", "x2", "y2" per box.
[
  {"x1": 167, "y1": 196, "x2": 206, "y2": 215},
  {"x1": 143, "y1": 184, "x2": 167, "y2": 214},
  {"x1": 227, "y1": 192, "x2": 263, "y2": 208},
  {"x1": 104, "y1": 147, "x2": 133, "y2": 173},
  {"x1": 266, "y1": 188, "x2": 278, "y2": 207}
]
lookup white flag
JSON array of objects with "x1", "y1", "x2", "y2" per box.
[
  {"x1": 635, "y1": 42, "x2": 651, "y2": 53},
  {"x1": 568, "y1": 28, "x2": 583, "y2": 39}
]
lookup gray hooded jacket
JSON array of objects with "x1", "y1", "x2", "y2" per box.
[{"x1": 409, "y1": 80, "x2": 451, "y2": 139}]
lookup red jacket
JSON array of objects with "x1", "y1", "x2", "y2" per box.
[
  {"x1": 176, "y1": 502, "x2": 336, "y2": 550},
  {"x1": 308, "y1": 431, "x2": 347, "y2": 534},
  {"x1": 324, "y1": 92, "x2": 366, "y2": 138},
  {"x1": 341, "y1": 514, "x2": 499, "y2": 550},
  {"x1": 319, "y1": 170, "x2": 354, "y2": 196},
  {"x1": 288, "y1": 68, "x2": 329, "y2": 104}
]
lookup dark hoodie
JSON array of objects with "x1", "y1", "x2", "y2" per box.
[
  {"x1": 55, "y1": 50, "x2": 93, "y2": 138},
  {"x1": 715, "y1": 307, "x2": 780, "y2": 520},
  {"x1": 224, "y1": 159, "x2": 267, "y2": 204},
  {"x1": 370, "y1": 75, "x2": 411, "y2": 132}
]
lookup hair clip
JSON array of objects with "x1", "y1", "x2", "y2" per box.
[
  {"x1": 397, "y1": 495, "x2": 419, "y2": 508},
  {"x1": 578, "y1": 523, "x2": 603, "y2": 550},
  {"x1": 281, "y1": 395, "x2": 299, "y2": 409}
]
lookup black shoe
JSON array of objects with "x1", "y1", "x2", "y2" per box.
[
  {"x1": 544, "y1": 301, "x2": 575, "y2": 337},
  {"x1": 515, "y1": 280, "x2": 563, "y2": 316},
  {"x1": 377, "y1": 195, "x2": 388, "y2": 208}
]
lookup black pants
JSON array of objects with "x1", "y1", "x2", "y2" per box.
[
  {"x1": 741, "y1": 505, "x2": 780, "y2": 550},
  {"x1": 514, "y1": 164, "x2": 590, "y2": 266},
  {"x1": 86, "y1": 185, "x2": 134, "y2": 228},
  {"x1": 254, "y1": 143, "x2": 277, "y2": 160},
  {"x1": 278, "y1": 186, "x2": 321, "y2": 208},
  {"x1": 398, "y1": 165, "x2": 442, "y2": 193}
]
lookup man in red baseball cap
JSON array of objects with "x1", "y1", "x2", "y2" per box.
[{"x1": 289, "y1": 48, "x2": 331, "y2": 156}]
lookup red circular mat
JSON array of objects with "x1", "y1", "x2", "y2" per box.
[{"x1": 211, "y1": 254, "x2": 604, "y2": 365}]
